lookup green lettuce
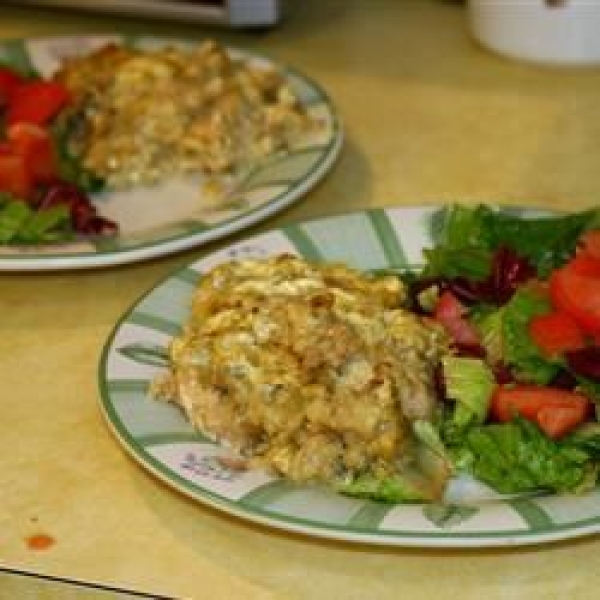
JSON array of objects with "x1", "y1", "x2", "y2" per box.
[
  {"x1": 441, "y1": 356, "x2": 496, "y2": 443},
  {"x1": 567, "y1": 423, "x2": 600, "y2": 459},
  {"x1": 0, "y1": 196, "x2": 71, "y2": 244},
  {"x1": 575, "y1": 377, "x2": 600, "y2": 405},
  {"x1": 425, "y1": 204, "x2": 600, "y2": 279},
  {"x1": 502, "y1": 288, "x2": 560, "y2": 384},
  {"x1": 424, "y1": 203, "x2": 493, "y2": 279},
  {"x1": 459, "y1": 417, "x2": 594, "y2": 494},
  {"x1": 51, "y1": 113, "x2": 105, "y2": 193},
  {"x1": 471, "y1": 305, "x2": 504, "y2": 366},
  {"x1": 0, "y1": 198, "x2": 30, "y2": 243},
  {"x1": 339, "y1": 422, "x2": 452, "y2": 503},
  {"x1": 338, "y1": 473, "x2": 430, "y2": 503}
]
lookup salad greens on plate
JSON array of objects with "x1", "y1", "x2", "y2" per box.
[
  {"x1": 382, "y1": 203, "x2": 600, "y2": 501},
  {"x1": 0, "y1": 62, "x2": 115, "y2": 244}
]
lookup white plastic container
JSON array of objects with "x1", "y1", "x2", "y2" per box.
[{"x1": 468, "y1": 0, "x2": 600, "y2": 65}]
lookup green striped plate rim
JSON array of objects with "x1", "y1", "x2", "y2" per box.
[
  {"x1": 0, "y1": 35, "x2": 342, "y2": 271},
  {"x1": 98, "y1": 205, "x2": 600, "y2": 547}
]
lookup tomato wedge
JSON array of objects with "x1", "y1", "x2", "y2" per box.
[
  {"x1": 7, "y1": 123, "x2": 57, "y2": 183},
  {"x1": 433, "y1": 290, "x2": 481, "y2": 346},
  {"x1": 491, "y1": 385, "x2": 591, "y2": 439},
  {"x1": 6, "y1": 80, "x2": 70, "y2": 126},
  {"x1": 528, "y1": 310, "x2": 586, "y2": 357},
  {"x1": 550, "y1": 263, "x2": 600, "y2": 336},
  {"x1": 0, "y1": 124, "x2": 59, "y2": 199},
  {"x1": 0, "y1": 150, "x2": 32, "y2": 199},
  {"x1": 536, "y1": 403, "x2": 591, "y2": 439},
  {"x1": 567, "y1": 252, "x2": 600, "y2": 278},
  {"x1": 580, "y1": 229, "x2": 600, "y2": 260},
  {"x1": 0, "y1": 67, "x2": 24, "y2": 104}
]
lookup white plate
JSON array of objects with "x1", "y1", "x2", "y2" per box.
[
  {"x1": 98, "y1": 206, "x2": 600, "y2": 548},
  {"x1": 0, "y1": 35, "x2": 342, "y2": 271}
]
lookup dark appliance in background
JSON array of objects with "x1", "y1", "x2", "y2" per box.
[{"x1": 5, "y1": 0, "x2": 285, "y2": 28}]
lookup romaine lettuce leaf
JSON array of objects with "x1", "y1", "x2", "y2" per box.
[
  {"x1": 426, "y1": 204, "x2": 600, "y2": 279},
  {"x1": 338, "y1": 473, "x2": 430, "y2": 503},
  {"x1": 0, "y1": 198, "x2": 30, "y2": 243},
  {"x1": 458, "y1": 417, "x2": 594, "y2": 494},
  {"x1": 339, "y1": 423, "x2": 452, "y2": 503},
  {"x1": 51, "y1": 113, "x2": 105, "y2": 193},
  {"x1": 18, "y1": 204, "x2": 72, "y2": 243},
  {"x1": 441, "y1": 356, "x2": 496, "y2": 441},
  {"x1": 471, "y1": 305, "x2": 504, "y2": 366},
  {"x1": 567, "y1": 423, "x2": 600, "y2": 459},
  {"x1": 502, "y1": 288, "x2": 560, "y2": 384},
  {"x1": 412, "y1": 419, "x2": 449, "y2": 460},
  {"x1": 575, "y1": 376, "x2": 600, "y2": 404},
  {"x1": 482, "y1": 207, "x2": 600, "y2": 277},
  {"x1": 430, "y1": 203, "x2": 491, "y2": 250},
  {"x1": 422, "y1": 246, "x2": 492, "y2": 280},
  {"x1": 0, "y1": 197, "x2": 71, "y2": 244}
]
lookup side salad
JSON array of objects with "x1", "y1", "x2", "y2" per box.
[
  {"x1": 404, "y1": 204, "x2": 600, "y2": 498},
  {"x1": 0, "y1": 63, "x2": 115, "y2": 244}
]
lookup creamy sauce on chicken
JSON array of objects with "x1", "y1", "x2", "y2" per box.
[
  {"x1": 154, "y1": 256, "x2": 450, "y2": 494},
  {"x1": 55, "y1": 40, "x2": 318, "y2": 195}
]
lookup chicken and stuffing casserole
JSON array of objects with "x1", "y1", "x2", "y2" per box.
[
  {"x1": 153, "y1": 255, "x2": 453, "y2": 502},
  {"x1": 54, "y1": 40, "x2": 318, "y2": 193}
]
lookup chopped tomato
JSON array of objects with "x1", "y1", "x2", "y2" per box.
[
  {"x1": 580, "y1": 229, "x2": 600, "y2": 260},
  {"x1": 528, "y1": 311, "x2": 586, "y2": 357},
  {"x1": 550, "y1": 263, "x2": 600, "y2": 335},
  {"x1": 7, "y1": 123, "x2": 57, "y2": 183},
  {"x1": 491, "y1": 386, "x2": 543, "y2": 422},
  {"x1": 6, "y1": 80, "x2": 70, "y2": 126},
  {"x1": 536, "y1": 403, "x2": 591, "y2": 439},
  {"x1": 491, "y1": 385, "x2": 591, "y2": 439},
  {"x1": 433, "y1": 290, "x2": 481, "y2": 346},
  {"x1": 0, "y1": 67, "x2": 23, "y2": 104},
  {"x1": 567, "y1": 252, "x2": 600, "y2": 278},
  {"x1": 0, "y1": 151, "x2": 32, "y2": 199}
]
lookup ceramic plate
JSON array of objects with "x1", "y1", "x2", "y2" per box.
[
  {"x1": 0, "y1": 35, "x2": 342, "y2": 271},
  {"x1": 98, "y1": 206, "x2": 600, "y2": 547}
]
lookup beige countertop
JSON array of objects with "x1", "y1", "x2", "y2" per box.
[{"x1": 1, "y1": 2, "x2": 599, "y2": 599}]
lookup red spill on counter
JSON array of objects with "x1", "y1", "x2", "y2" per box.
[{"x1": 26, "y1": 533, "x2": 56, "y2": 551}]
